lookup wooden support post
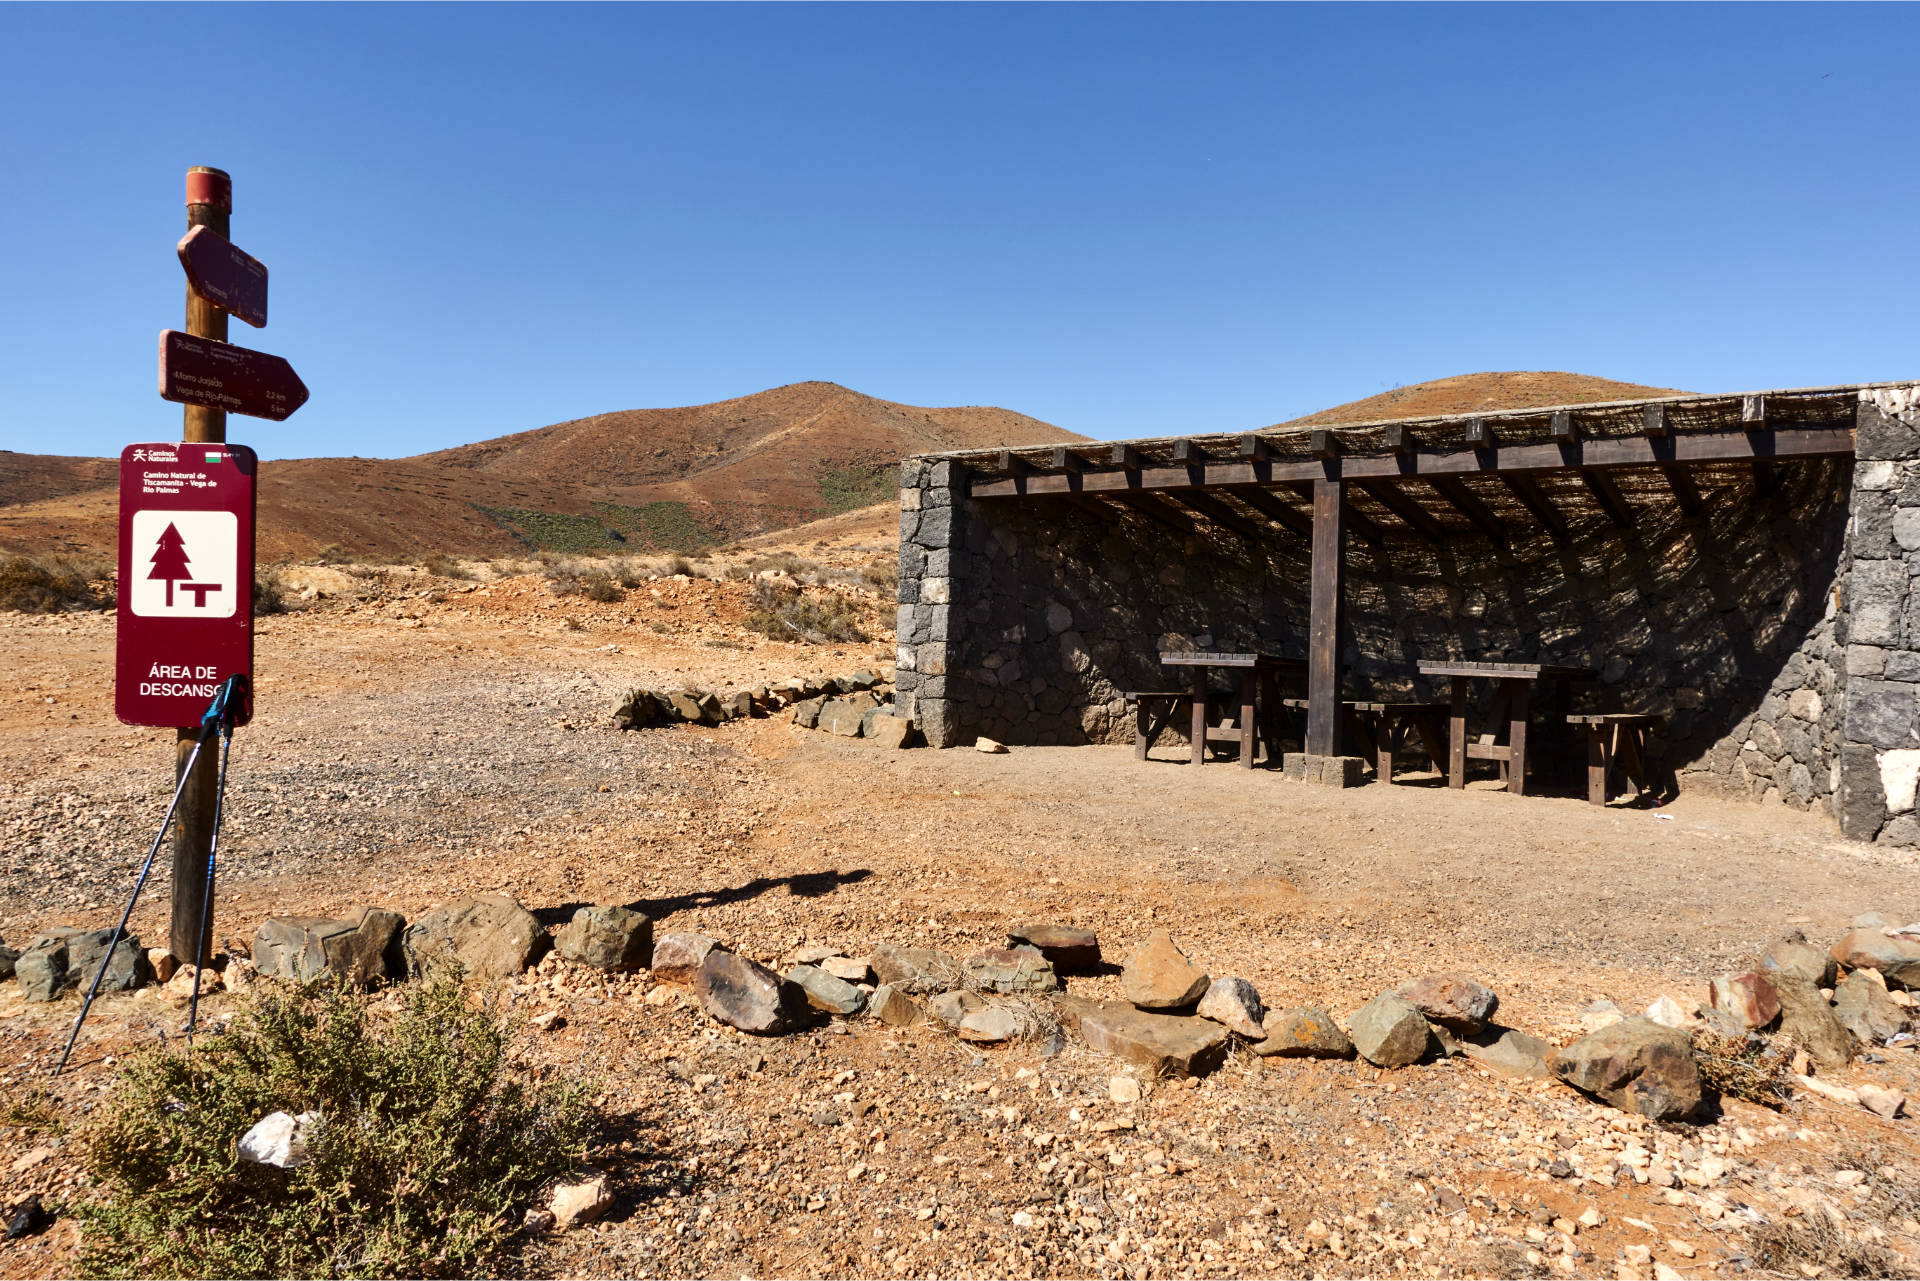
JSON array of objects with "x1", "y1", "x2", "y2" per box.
[
  {"x1": 1305, "y1": 478, "x2": 1345, "y2": 757},
  {"x1": 1049, "y1": 446, "x2": 1085, "y2": 473},
  {"x1": 1587, "y1": 723, "x2": 1611, "y2": 806},
  {"x1": 1447, "y1": 676, "x2": 1468, "y2": 789},
  {"x1": 1505, "y1": 678, "x2": 1531, "y2": 795},
  {"x1": 1238, "y1": 669, "x2": 1256, "y2": 769},
  {"x1": 1110, "y1": 442, "x2": 1143, "y2": 470},
  {"x1": 171, "y1": 166, "x2": 230, "y2": 968},
  {"x1": 1190, "y1": 667, "x2": 1208, "y2": 766},
  {"x1": 994, "y1": 449, "x2": 1032, "y2": 476}
]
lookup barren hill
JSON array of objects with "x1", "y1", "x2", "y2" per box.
[
  {"x1": 0, "y1": 382, "x2": 1080, "y2": 561},
  {"x1": 1273, "y1": 370, "x2": 1688, "y2": 429}
]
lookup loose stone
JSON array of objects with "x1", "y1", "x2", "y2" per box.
[
  {"x1": 1549, "y1": 1017, "x2": 1702, "y2": 1121},
  {"x1": 1348, "y1": 992, "x2": 1433, "y2": 1068},
  {"x1": 1395, "y1": 973, "x2": 1499, "y2": 1032},
  {"x1": 651, "y1": 931, "x2": 721, "y2": 984},
  {"x1": 1195, "y1": 976, "x2": 1267, "y2": 1038},
  {"x1": 1121, "y1": 929, "x2": 1209, "y2": 1010},
  {"x1": 1251, "y1": 1007, "x2": 1355, "y2": 1060}
]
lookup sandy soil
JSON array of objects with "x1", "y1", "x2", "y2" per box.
[{"x1": 2, "y1": 552, "x2": 1918, "y2": 1281}]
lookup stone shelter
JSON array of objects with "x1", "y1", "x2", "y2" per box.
[{"x1": 894, "y1": 382, "x2": 1920, "y2": 846}]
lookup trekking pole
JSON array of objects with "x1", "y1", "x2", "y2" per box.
[
  {"x1": 186, "y1": 678, "x2": 246, "y2": 1041},
  {"x1": 55, "y1": 676, "x2": 247, "y2": 1075}
]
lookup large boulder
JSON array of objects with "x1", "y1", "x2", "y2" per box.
[
  {"x1": 1549, "y1": 1017, "x2": 1701, "y2": 1120},
  {"x1": 253, "y1": 909, "x2": 407, "y2": 988},
  {"x1": 869, "y1": 944, "x2": 961, "y2": 994},
  {"x1": 1834, "y1": 971, "x2": 1906, "y2": 1046},
  {"x1": 1196, "y1": 976, "x2": 1267, "y2": 1038},
  {"x1": 1761, "y1": 936, "x2": 1837, "y2": 989},
  {"x1": 1438, "y1": 1024, "x2": 1554, "y2": 1079},
  {"x1": 403, "y1": 896, "x2": 548, "y2": 979},
  {"x1": 1056, "y1": 995, "x2": 1230, "y2": 1078},
  {"x1": 1830, "y1": 929, "x2": 1920, "y2": 989},
  {"x1": 1348, "y1": 992, "x2": 1433, "y2": 1068},
  {"x1": 651, "y1": 932, "x2": 719, "y2": 984},
  {"x1": 1120, "y1": 930, "x2": 1209, "y2": 1010},
  {"x1": 1395, "y1": 974, "x2": 1499, "y2": 1033},
  {"x1": 554, "y1": 905, "x2": 652, "y2": 972},
  {"x1": 697, "y1": 951, "x2": 800, "y2": 1034},
  {"x1": 18, "y1": 928, "x2": 149, "y2": 1002},
  {"x1": 962, "y1": 947, "x2": 1059, "y2": 994},
  {"x1": 1708, "y1": 971, "x2": 1782, "y2": 1030},
  {"x1": 1774, "y1": 973, "x2": 1855, "y2": 1068},
  {"x1": 1251, "y1": 1007, "x2": 1355, "y2": 1060},
  {"x1": 1006, "y1": 924, "x2": 1101, "y2": 971},
  {"x1": 817, "y1": 699, "x2": 868, "y2": 737},
  {"x1": 784, "y1": 964, "x2": 866, "y2": 1016}
]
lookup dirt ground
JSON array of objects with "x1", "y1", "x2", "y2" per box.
[{"x1": 3, "y1": 549, "x2": 1918, "y2": 1281}]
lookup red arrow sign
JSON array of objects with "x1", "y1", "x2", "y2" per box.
[
  {"x1": 176, "y1": 225, "x2": 268, "y2": 328},
  {"x1": 158, "y1": 330, "x2": 309, "y2": 421}
]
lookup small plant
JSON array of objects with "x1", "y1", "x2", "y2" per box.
[
  {"x1": 579, "y1": 572, "x2": 622, "y2": 603},
  {"x1": 561, "y1": 614, "x2": 586, "y2": 632},
  {"x1": 0, "y1": 553, "x2": 111, "y2": 613},
  {"x1": 1691, "y1": 1029, "x2": 1794, "y2": 1108},
  {"x1": 744, "y1": 579, "x2": 867, "y2": 644},
  {"x1": 610, "y1": 557, "x2": 645, "y2": 589},
  {"x1": 1746, "y1": 1210, "x2": 1901, "y2": 1279},
  {"x1": 313, "y1": 544, "x2": 351, "y2": 565},
  {"x1": 252, "y1": 569, "x2": 290, "y2": 617},
  {"x1": 77, "y1": 973, "x2": 596, "y2": 1280},
  {"x1": 0, "y1": 1088, "x2": 66, "y2": 1135},
  {"x1": 859, "y1": 559, "x2": 898, "y2": 589},
  {"x1": 422, "y1": 552, "x2": 472, "y2": 580},
  {"x1": 662, "y1": 554, "x2": 691, "y2": 577}
]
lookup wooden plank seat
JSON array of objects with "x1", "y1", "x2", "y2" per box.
[
  {"x1": 1279, "y1": 698, "x2": 1450, "y2": 781},
  {"x1": 1569, "y1": 713, "x2": 1664, "y2": 806}
]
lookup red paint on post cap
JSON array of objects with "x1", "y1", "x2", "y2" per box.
[{"x1": 185, "y1": 167, "x2": 231, "y2": 211}]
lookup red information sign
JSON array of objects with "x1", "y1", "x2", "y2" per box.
[
  {"x1": 158, "y1": 330, "x2": 308, "y2": 422},
  {"x1": 115, "y1": 442, "x2": 256, "y2": 728},
  {"x1": 177, "y1": 225, "x2": 269, "y2": 328}
]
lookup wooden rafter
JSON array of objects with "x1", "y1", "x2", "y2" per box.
[
  {"x1": 1425, "y1": 476, "x2": 1508, "y2": 544},
  {"x1": 1165, "y1": 490, "x2": 1260, "y2": 543},
  {"x1": 1223, "y1": 485, "x2": 1312, "y2": 538},
  {"x1": 1579, "y1": 471, "x2": 1636, "y2": 529},
  {"x1": 1499, "y1": 474, "x2": 1571, "y2": 541},
  {"x1": 1356, "y1": 479, "x2": 1445, "y2": 542}
]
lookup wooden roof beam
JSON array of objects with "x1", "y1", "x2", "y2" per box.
[
  {"x1": 1108, "y1": 490, "x2": 1195, "y2": 536},
  {"x1": 1356, "y1": 478, "x2": 1446, "y2": 542},
  {"x1": 1580, "y1": 471, "x2": 1636, "y2": 529},
  {"x1": 1056, "y1": 493, "x2": 1122, "y2": 525},
  {"x1": 1499, "y1": 474, "x2": 1571, "y2": 542},
  {"x1": 995, "y1": 450, "x2": 1032, "y2": 477},
  {"x1": 1049, "y1": 446, "x2": 1086, "y2": 474},
  {"x1": 1426, "y1": 476, "x2": 1508, "y2": 544},
  {"x1": 1223, "y1": 485, "x2": 1312, "y2": 539},
  {"x1": 1165, "y1": 490, "x2": 1261, "y2": 544},
  {"x1": 1110, "y1": 442, "x2": 1144, "y2": 470}
]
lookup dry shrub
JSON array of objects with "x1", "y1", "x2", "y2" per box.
[
  {"x1": 422, "y1": 552, "x2": 472, "y2": 580},
  {"x1": 252, "y1": 569, "x2": 290, "y2": 617},
  {"x1": 0, "y1": 553, "x2": 110, "y2": 613},
  {"x1": 744, "y1": 579, "x2": 866, "y2": 644},
  {"x1": 1691, "y1": 1029, "x2": 1793, "y2": 1108},
  {"x1": 313, "y1": 544, "x2": 351, "y2": 565},
  {"x1": 561, "y1": 615, "x2": 586, "y2": 632},
  {"x1": 77, "y1": 972, "x2": 595, "y2": 1279},
  {"x1": 579, "y1": 571, "x2": 622, "y2": 603},
  {"x1": 859, "y1": 559, "x2": 897, "y2": 590},
  {"x1": 1746, "y1": 1210, "x2": 1902, "y2": 1279}
]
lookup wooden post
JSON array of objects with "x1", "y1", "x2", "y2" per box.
[
  {"x1": 1305, "y1": 478, "x2": 1344, "y2": 757},
  {"x1": 1190, "y1": 667, "x2": 1208, "y2": 765},
  {"x1": 1505, "y1": 678, "x2": 1531, "y2": 795},
  {"x1": 1447, "y1": 677, "x2": 1468, "y2": 789},
  {"x1": 170, "y1": 166, "x2": 230, "y2": 968},
  {"x1": 1238, "y1": 669, "x2": 1256, "y2": 768}
]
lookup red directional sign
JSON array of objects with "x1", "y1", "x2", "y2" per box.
[
  {"x1": 177, "y1": 225, "x2": 268, "y2": 328},
  {"x1": 158, "y1": 330, "x2": 308, "y2": 421},
  {"x1": 116, "y1": 442, "x2": 256, "y2": 728}
]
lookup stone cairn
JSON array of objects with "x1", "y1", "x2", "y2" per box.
[
  {"x1": 11, "y1": 906, "x2": 1914, "y2": 1123},
  {"x1": 612, "y1": 667, "x2": 919, "y2": 748}
]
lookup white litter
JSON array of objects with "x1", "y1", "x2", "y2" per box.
[{"x1": 237, "y1": 1110, "x2": 321, "y2": 1169}]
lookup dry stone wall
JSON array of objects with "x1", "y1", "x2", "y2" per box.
[
  {"x1": 899, "y1": 442, "x2": 1855, "y2": 821},
  {"x1": 1837, "y1": 391, "x2": 1920, "y2": 844}
]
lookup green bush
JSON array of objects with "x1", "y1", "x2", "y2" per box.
[
  {"x1": 0, "y1": 553, "x2": 110, "y2": 613},
  {"x1": 579, "y1": 571, "x2": 623, "y2": 603},
  {"x1": 77, "y1": 973, "x2": 596, "y2": 1280}
]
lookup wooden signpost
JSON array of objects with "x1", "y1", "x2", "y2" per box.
[{"x1": 118, "y1": 166, "x2": 306, "y2": 967}]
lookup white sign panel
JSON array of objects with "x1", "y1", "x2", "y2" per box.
[{"x1": 128, "y1": 509, "x2": 239, "y2": 619}]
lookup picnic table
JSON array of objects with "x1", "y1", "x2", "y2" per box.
[
  {"x1": 1417, "y1": 661, "x2": 1597, "y2": 794},
  {"x1": 1132, "y1": 652, "x2": 1307, "y2": 768}
]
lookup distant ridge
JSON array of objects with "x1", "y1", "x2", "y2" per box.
[{"x1": 1273, "y1": 371, "x2": 1689, "y2": 429}]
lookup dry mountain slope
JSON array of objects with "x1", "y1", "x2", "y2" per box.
[
  {"x1": 1273, "y1": 370, "x2": 1688, "y2": 429},
  {"x1": 0, "y1": 382, "x2": 1082, "y2": 561}
]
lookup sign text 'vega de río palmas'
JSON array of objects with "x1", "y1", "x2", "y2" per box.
[{"x1": 158, "y1": 330, "x2": 308, "y2": 422}]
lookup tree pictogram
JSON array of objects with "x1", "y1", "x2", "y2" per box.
[{"x1": 149, "y1": 521, "x2": 193, "y2": 607}]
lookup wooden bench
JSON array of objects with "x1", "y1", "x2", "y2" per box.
[
  {"x1": 1126, "y1": 691, "x2": 1190, "y2": 761},
  {"x1": 1569, "y1": 713, "x2": 1664, "y2": 806},
  {"x1": 1282, "y1": 699, "x2": 1450, "y2": 781}
]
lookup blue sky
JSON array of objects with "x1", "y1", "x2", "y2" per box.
[{"x1": 0, "y1": 3, "x2": 1914, "y2": 461}]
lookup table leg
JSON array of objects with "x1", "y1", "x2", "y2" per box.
[
  {"x1": 1135, "y1": 699, "x2": 1149, "y2": 761},
  {"x1": 1587, "y1": 723, "x2": 1609, "y2": 805},
  {"x1": 1239, "y1": 670, "x2": 1256, "y2": 769},
  {"x1": 1191, "y1": 668, "x2": 1208, "y2": 766},
  {"x1": 1448, "y1": 678, "x2": 1467, "y2": 789},
  {"x1": 1507, "y1": 678, "x2": 1532, "y2": 795},
  {"x1": 1375, "y1": 712, "x2": 1393, "y2": 782}
]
